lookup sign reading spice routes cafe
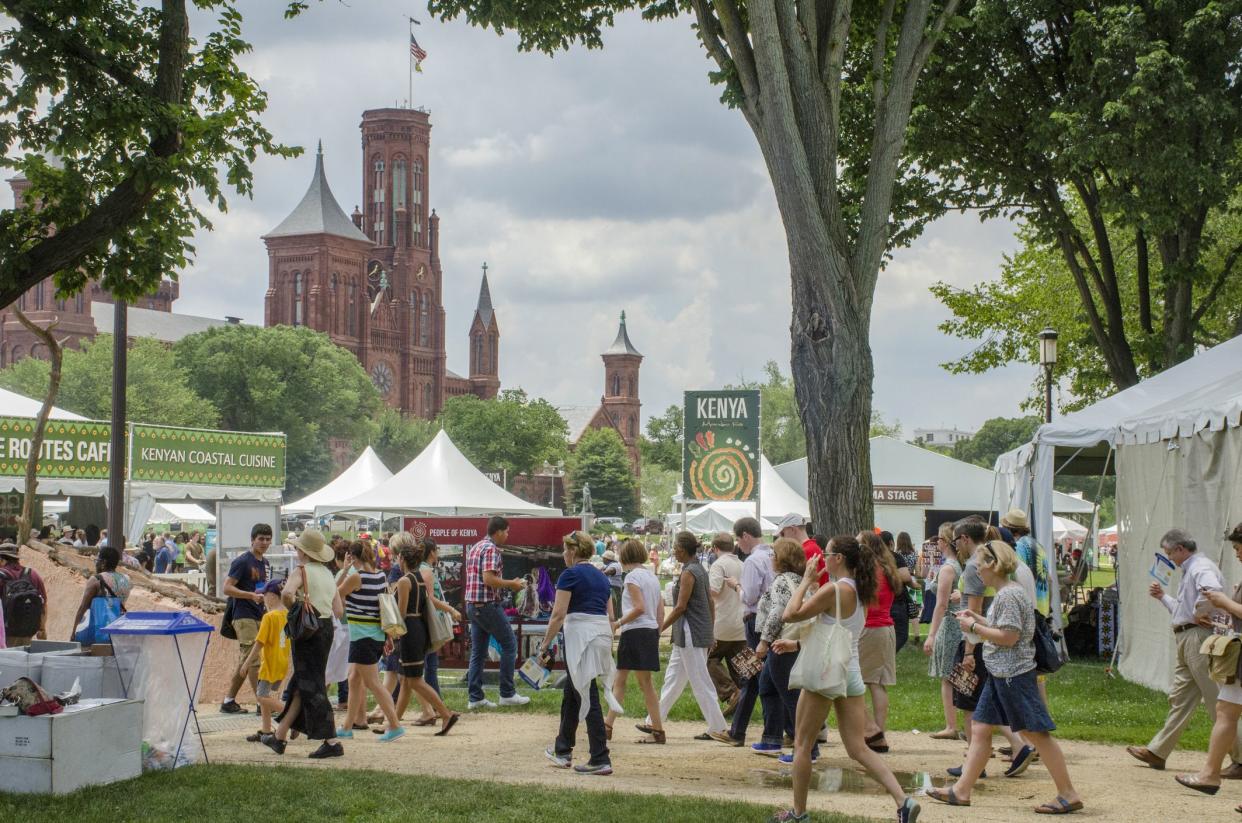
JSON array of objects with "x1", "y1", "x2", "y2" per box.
[{"x1": 683, "y1": 390, "x2": 761, "y2": 503}]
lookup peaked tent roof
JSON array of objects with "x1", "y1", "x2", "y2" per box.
[
  {"x1": 149, "y1": 502, "x2": 216, "y2": 524},
  {"x1": 285, "y1": 446, "x2": 393, "y2": 514},
  {"x1": 0, "y1": 386, "x2": 86, "y2": 420},
  {"x1": 474, "y1": 267, "x2": 495, "y2": 328},
  {"x1": 316, "y1": 430, "x2": 561, "y2": 517},
  {"x1": 774, "y1": 437, "x2": 1095, "y2": 515},
  {"x1": 603, "y1": 311, "x2": 641, "y2": 357},
  {"x1": 681, "y1": 456, "x2": 808, "y2": 531},
  {"x1": 264, "y1": 143, "x2": 373, "y2": 243}
]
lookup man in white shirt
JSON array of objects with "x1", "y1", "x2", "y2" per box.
[
  {"x1": 706, "y1": 533, "x2": 746, "y2": 717},
  {"x1": 1127, "y1": 528, "x2": 1242, "y2": 774}
]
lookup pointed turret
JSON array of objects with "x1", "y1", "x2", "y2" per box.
[
  {"x1": 474, "y1": 262, "x2": 495, "y2": 329},
  {"x1": 604, "y1": 310, "x2": 642, "y2": 357},
  {"x1": 263, "y1": 142, "x2": 372, "y2": 243}
]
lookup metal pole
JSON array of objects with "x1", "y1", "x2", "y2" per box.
[
  {"x1": 1044, "y1": 363, "x2": 1053, "y2": 424},
  {"x1": 108, "y1": 300, "x2": 128, "y2": 549}
]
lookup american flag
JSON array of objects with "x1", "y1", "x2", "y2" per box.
[{"x1": 410, "y1": 34, "x2": 427, "y2": 68}]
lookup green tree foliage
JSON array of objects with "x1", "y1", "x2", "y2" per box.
[
  {"x1": 870, "y1": 410, "x2": 902, "y2": 439},
  {"x1": 425, "y1": 0, "x2": 965, "y2": 535},
  {"x1": 639, "y1": 404, "x2": 682, "y2": 473},
  {"x1": 0, "y1": 334, "x2": 218, "y2": 428},
  {"x1": 439, "y1": 389, "x2": 568, "y2": 484},
  {"x1": 369, "y1": 408, "x2": 437, "y2": 473},
  {"x1": 914, "y1": 1, "x2": 1242, "y2": 395},
  {"x1": 567, "y1": 427, "x2": 638, "y2": 520},
  {"x1": 951, "y1": 416, "x2": 1041, "y2": 468},
  {"x1": 173, "y1": 325, "x2": 379, "y2": 498},
  {"x1": 640, "y1": 461, "x2": 678, "y2": 520},
  {"x1": 933, "y1": 207, "x2": 1242, "y2": 411},
  {"x1": 0, "y1": 1, "x2": 301, "y2": 307}
]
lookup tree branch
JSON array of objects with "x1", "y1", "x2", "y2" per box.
[
  {"x1": 1136, "y1": 227, "x2": 1153, "y2": 334},
  {"x1": 12, "y1": 309, "x2": 64, "y2": 547},
  {"x1": 712, "y1": 0, "x2": 761, "y2": 104},
  {"x1": 1191, "y1": 238, "x2": 1242, "y2": 325},
  {"x1": 871, "y1": 0, "x2": 897, "y2": 110}
]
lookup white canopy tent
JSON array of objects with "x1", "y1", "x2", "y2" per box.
[
  {"x1": 283, "y1": 446, "x2": 392, "y2": 515},
  {"x1": 147, "y1": 502, "x2": 216, "y2": 525},
  {"x1": 1052, "y1": 515, "x2": 1088, "y2": 542},
  {"x1": 994, "y1": 334, "x2": 1242, "y2": 690},
  {"x1": 774, "y1": 437, "x2": 1094, "y2": 540},
  {"x1": 317, "y1": 430, "x2": 561, "y2": 518},
  {"x1": 0, "y1": 387, "x2": 86, "y2": 421},
  {"x1": 680, "y1": 457, "x2": 804, "y2": 533}
]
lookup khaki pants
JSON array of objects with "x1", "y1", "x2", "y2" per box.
[
  {"x1": 1149, "y1": 625, "x2": 1242, "y2": 762},
  {"x1": 707, "y1": 639, "x2": 747, "y2": 702}
]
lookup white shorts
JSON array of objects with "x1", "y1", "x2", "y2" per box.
[{"x1": 1219, "y1": 682, "x2": 1242, "y2": 705}]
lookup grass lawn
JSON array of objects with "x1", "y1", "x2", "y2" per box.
[
  {"x1": 419, "y1": 644, "x2": 1206, "y2": 751},
  {"x1": 0, "y1": 765, "x2": 872, "y2": 823}
]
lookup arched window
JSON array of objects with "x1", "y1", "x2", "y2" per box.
[
  {"x1": 611, "y1": 374, "x2": 620, "y2": 397},
  {"x1": 490, "y1": 336, "x2": 498, "y2": 373},
  {"x1": 628, "y1": 415, "x2": 636, "y2": 438},
  {"x1": 419, "y1": 293, "x2": 430, "y2": 346},
  {"x1": 392, "y1": 157, "x2": 406, "y2": 244},
  {"x1": 423, "y1": 384, "x2": 433, "y2": 416},
  {"x1": 30, "y1": 343, "x2": 43, "y2": 359},
  {"x1": 413, "y1": 159, "x2": 424, "y2": 246},
  {"x1": 56, "y1": 297, "x2": 65, "y2": 311},
  {"x1": 33, "y1": 285, "x2": 43, "y2": 310},
  {"x1": 75, "y1": 293, "x2": 84, "y2": 313},
  {"x1": 628, "y1": 377, "x2": 635, "y2": 397},
  {"x1": 10, "y1": 344, "x2": 23, "y2": 361},
  {"x1": 17, "y1": 292, "x2": 24, "y2": 310},
  {"x1": 347, "y1": 281, "x2": 357, "y2": 336},
  {"x1": 293, "y1": 272, "x2": 304, "y2": 326},
  {"x1": 473, "y1": 336, "x2": 483, "y2": 373},
  {"x1": 410, "y1": 290, "x2": 418, "y2": 342},
  {"x1": 371, "y1": 157, "x2": 386, "y2": 244}
]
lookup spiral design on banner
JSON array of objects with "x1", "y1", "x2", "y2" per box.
[{"x1": 690, "y1": 445, "x2": 755, "y2": 501}]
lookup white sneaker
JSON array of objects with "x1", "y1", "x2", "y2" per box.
[
  {"x1": 467, "y1": 699, "x2": 497, "y2": 710},
  {"x1": 499, "y1": 694, "x2": 531, "y2": 706}
]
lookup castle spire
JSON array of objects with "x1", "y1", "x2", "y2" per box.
[
  {"x1": 474, "y1": 262, "x2": 495, "y2": 328},
  {"x1": 263, "y1": 142, "x2": 371, "y2": 243},
  {"x1": 603, "y1": 309, "x2": 641, "y2": 357}
]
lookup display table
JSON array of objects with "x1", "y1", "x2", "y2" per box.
[{"x1": 0, "y1": 698, "x2": 143, "y2": 794}]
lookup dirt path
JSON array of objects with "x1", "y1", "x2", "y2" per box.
[{"x1": 198, "y1": 712, "x2": 1235, "y2": 821}]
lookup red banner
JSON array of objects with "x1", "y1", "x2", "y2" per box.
[{"x1": 402, "y1": 516, "x2": 581, "y2": 547}]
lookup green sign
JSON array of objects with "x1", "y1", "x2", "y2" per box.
[
  {"x1": 683, "y1": 390, "x2": 761, "y2": 503},
  {"x1": 130, "y1": 424, "x2": 285, "y2": 489},
  {"x1": 0, "y1": 418, "x2": 112, "y2": 479}
]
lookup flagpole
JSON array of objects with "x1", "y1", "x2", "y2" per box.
[{"x1": 408, "y1": 17, "x2": 414, "y2": 108}]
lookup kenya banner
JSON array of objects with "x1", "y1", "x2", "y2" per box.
[
  {"x1": 0, "y1": 417, "x2": 112, "y2": 479},
  {"x1": 683, "y1": 390, "x2": 761, "y2": 503},
  {"x1": 130, "y1": 424, "x2": 286, "y2": 488}
]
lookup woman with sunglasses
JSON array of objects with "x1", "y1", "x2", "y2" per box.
[
  {"x1": 927, "y1": 540, "x2": 1084, "y2": 815},
  {"x1": 924, "y1": 522, "x2": 965, "y2": 740},
  {"x1": 767, "y1": 535, "x2": 920, "y2": 823}
]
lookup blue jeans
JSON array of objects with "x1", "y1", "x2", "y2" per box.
[
  {"x1": 425, "y1": 651, "x2": 440, "y2": 695},
  {"x1": 729, "y1": 614, "x2": 760, "y2": 740},
  {"x1": 758, "y1": 650, "x2": 817, "y2": 757},
  {"x1": 466, "y1": 601, "x2": 517, "y2": 701}
]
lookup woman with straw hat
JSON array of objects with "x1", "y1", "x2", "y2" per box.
[{"x1": 262, "y1": 530, "x2": 346, "y2": 759}]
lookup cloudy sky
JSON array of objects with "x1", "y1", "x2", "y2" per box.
[{"x1": 98, "y1": 1, "x2": 1041, "y2": 434}]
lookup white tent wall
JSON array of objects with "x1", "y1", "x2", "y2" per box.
[{"x1": 1116, "y1": 427, "x2": 1242, "y2": 692}]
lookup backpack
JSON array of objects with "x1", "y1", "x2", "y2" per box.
[{"x1": 2, "y1": 568, "x2": 44, "y2": 638}]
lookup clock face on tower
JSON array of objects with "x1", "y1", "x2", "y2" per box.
[{"x1": 370, "y1": 361, "x2": 395, "y2": 397}]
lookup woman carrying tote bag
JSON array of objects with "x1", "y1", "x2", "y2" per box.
[{"x1": 767, "y1": 535, "x2": 920, "y2": 823}]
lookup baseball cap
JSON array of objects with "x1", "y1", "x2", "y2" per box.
[{"x1": 776, "y1": 513, "x2": 807, "y2": 532}]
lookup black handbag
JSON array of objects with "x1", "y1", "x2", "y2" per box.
[
  {"x1": 1033, "y1": 610, "x2": 1064, "y2": 674},
  {"x1": 284, "y1": 570, "x2": 321, "y2": 641},
  {"x1": 220, "y1": 597, "x2": 238, "y2": 640}
]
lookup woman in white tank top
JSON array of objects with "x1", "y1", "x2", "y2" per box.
[{"x1": 766, "y1": 535, "x2": 920, "y2": 823}]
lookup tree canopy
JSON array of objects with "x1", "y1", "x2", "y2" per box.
[
  {"x1": 0, "y1": 1, "x2": 300, "y2": 308},
  {"x1": 639, "y1": 403, "x2": 682, "y2": 473},
  {"x1": 439, "y1": 389, "x2": 569, "y2": 484},
  {"x1": 567, "y1": 426, "x2": 638, "y2": 520},
  {"x1": 913, "y1": 0, "x2": 1242, "y2": 395},
  {"x1": 173, "y1": 324, "x2": 379, "y2": 498},
  {"x1": 950, "y1": 416, "x2": 1040, "y2": 468},
  {"x1": 0, "y1": 333, "x2": 218, "y2": 428},
  {"x1": 369, "y1": 407, "x2": 438, "y2": 473}
]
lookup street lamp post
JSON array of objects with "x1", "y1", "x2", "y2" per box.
[{"x1": 1038, "y1": 327, "x2": 1058, "y2": 424}]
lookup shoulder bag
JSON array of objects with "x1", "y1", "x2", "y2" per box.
[
  {"x1": 284, "y1": 569, "x2": 321, "y2": 641},
  {"x1": 73, "y1": 574, "x2": 126, "y2": 646},
  {"x1": 788, "y1": 583, "x2": 851, "y2": 699},
  {"x1": 379, "y1": 584, "x2": 406, "y2": 638},
  {"x1": 1032, "y1": 610, "x2": 1064, "y2": 674},
  {"x1": 220, "y1": 596, "x2": 238, "y2": 640}
]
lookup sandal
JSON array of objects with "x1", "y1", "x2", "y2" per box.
[
  {"x1": 929, "y1": 729, "x2": 960, "y2": 740},
  {"x1": 434, "y1": 713, "x2": 460, "y2": 737},
  {"x1": 864, "y1": 732, "x2": 889, "y2": 753},
  {"x1": 635, "y1": 723, "x2": 655, "y2": 735},
  {"x1": 926, "y1": 787, "x2": 970, "y2": 807},
  {"x1": 412, "y1": 717, "x2": 437, "y2": 727},
  {"x1": 637, "y1": 730, "x2": 666, "y2": 744},
  {"x1": 1175, "y1": 774, "x2": 1221, "y2": 795},
  {"x1": 1035, "y1": 796, "x2": 1084, "y2": 815}
]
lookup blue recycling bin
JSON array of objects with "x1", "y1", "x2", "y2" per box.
[{"x1": 105, "y1": 611, "x2": 213, "y2": 770}]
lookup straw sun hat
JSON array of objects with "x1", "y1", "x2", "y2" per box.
[{"x1": 291, "y1": 529, "x2": 333, "y2": 563}]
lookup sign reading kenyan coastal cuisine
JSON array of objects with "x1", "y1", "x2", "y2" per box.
[
  {"x1": 682, "y1": 390, "x2": 761, "y2": 503},
  {"x1": 0, "y1": 418, "x2": 112, "y2": 479},
  {"x1": 130, "y1": 424, "x2": 286, "y2": 488}
]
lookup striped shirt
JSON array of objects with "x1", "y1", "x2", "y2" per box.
[{"x1": 345, "y1": 569, "x2": 387, "y2": 626}]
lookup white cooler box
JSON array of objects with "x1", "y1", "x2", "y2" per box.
[
  {"x1": 37, "y1": 654, "x2": 132, "y2": 699},
  {"x1": 0, "y1": 644, "x2": 83, "y2": 689},
  {"x1": 0, "y1": 698, "x2": 143, "y2": 794}
]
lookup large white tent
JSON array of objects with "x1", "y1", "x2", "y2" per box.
[
  {"x1": 680, "y1": 457, "x2": 805, "y2": 532},
  {"x1": 994, "y1": 334, "x2": 1242, "y2": 690},
  {"x1": 0, "y1": 386, "x2": 86, "y2": 421},
  {"x1": 317, "y1": 430, "x2": 561, "y2": 518},
  {"x1": 774, "y1": 437, "x2": 1094, "y2": 539},
  {"x1": 284, "y1": 446, "x2": 392, "y2": 515},
  {"x1": 148, "y1": 502, "x2": 216, "y2": 524}
]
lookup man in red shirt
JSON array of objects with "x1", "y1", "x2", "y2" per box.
[
  {"x1": 0, "y1": 543, "x2": 48, "y2": 646},
  {"x1": 776, "y1": 514, "x2": 828, "y2": 586}
]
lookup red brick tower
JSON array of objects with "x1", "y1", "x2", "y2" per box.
[
  {"x1": 468, "y1": 264, "x2": 500, "y2": 399},
  {"x1": 601, "y1": 311, "x2": 642, "y2": 469}
]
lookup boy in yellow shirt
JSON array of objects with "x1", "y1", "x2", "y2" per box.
[{"x1": 240, "y1": 580, "x2": 289, "y2": 741}]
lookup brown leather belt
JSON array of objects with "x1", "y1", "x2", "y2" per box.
[{"x1": 1173, "y1": 623, "x2": 1200, "y2": 634}]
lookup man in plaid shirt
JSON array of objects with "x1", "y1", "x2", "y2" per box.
[{"x1": 465, "y1": 516, "x2": 531, "y2": 709}]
